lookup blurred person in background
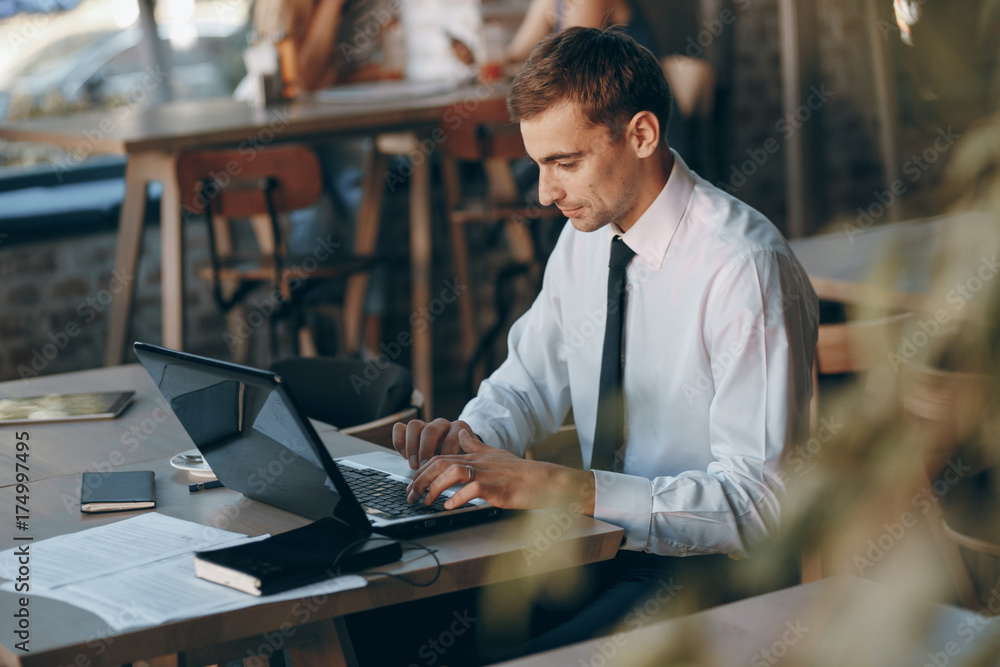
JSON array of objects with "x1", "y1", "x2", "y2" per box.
[
  {"x1": 245, "y1": 0, "x2": 404, "y2": 356},
  {"x1": 505, "y1": 0, "x2": 715, "y2": 175},
  {"x1": 253, "y1": 0, "x2": 403, "y2": 91}
]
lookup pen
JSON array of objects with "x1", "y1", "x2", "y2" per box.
[{"x1": 189, "y1": 480, "x2": 224, "y2": 493}]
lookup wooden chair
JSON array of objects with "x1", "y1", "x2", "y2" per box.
[
  {"x1": 177, "y1": 145, "x2": 375, "y2": 362},
  {"x1": 801, "y1": 312, "x2": 913, "y2": 582},
  {"x1": 438, "y1": 97, "x2": 564, "y2": 390},
  {"x1": 899, "y1": 359, "x2": 991, "y2": 609},
  {"x1": 815, "y1": 312, "x2": 913, "y2": 375},
  {"x1": 810, "y1": 312, "x2": 913, "y2": 426},
  {"x1": 941, "y1": 520, "x2": 1000, "y2": 610},
  {"x1": 341, "y1": 388, "x2": 424, "y2": 449},
  {"x1": 900, "y1": 361, "x2": 989, "y2": 477}
]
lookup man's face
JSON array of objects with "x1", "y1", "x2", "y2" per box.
[{"x1": 520, "y1": 101, "x2": 643, "y2": 233}]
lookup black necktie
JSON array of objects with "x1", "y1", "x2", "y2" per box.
[{"x1": 592, "y1": 236, "x2": 636, "y2": 471}]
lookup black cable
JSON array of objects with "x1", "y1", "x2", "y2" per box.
[
  {"x1": 327, "y1": 535, "x2": 442, "y2": 588},
  {"x1": 364, "y1": 539, "x2": 442, "y2": 588}
]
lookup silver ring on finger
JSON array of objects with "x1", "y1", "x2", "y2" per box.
[{"x1": 465, "y1": 464, "x2": 475, "y2": 484}]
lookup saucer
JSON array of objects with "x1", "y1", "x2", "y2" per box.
[{"x1": 169, "y1": 449, "x2": 216, "y2": 479}]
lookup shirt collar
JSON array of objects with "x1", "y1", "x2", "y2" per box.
[{"x1": 610, "y1": 149, "x2": 695, "y2": 270}]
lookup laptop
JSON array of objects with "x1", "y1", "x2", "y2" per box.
[{"x1": 133, "y1": 342, "x2": 500, "y2": 538}]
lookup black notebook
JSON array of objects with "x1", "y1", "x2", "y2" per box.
[
  {"x1": 194, "y1": 518, "x2": 402, "y2": 596},
  {"x1": 80, "y1": 471, "x2": 156, "y2": 513}
]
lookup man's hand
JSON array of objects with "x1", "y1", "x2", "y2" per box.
[
  {"x1": 391, "y1": 418, "x2": 478, "y2": 469},
  {"x1": 406, "y1": 431, "x2": 596, "y2": 513}
]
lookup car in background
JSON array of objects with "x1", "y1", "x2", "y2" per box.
[{"x1": 0, "y1": 21, "x2": 248, "y2": 122}]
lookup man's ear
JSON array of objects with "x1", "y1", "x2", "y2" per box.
[{"x1": 628, "y1": 111, "x2": 660, "y2": 158}]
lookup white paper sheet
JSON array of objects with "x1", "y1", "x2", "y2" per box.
[
  {"x1": 0, "y1": 513, "x2": 246, "y2": 589},
  {"x1": 4, "y1": 550, "x2": 366, "y2": 631},
  {"x1": 0, "y1": 514, "x2": 367, "y2": 632}
]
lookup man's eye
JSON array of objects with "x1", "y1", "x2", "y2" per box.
[{"x1": 558, "y1": 162, "x2": 576, "y2": 170}]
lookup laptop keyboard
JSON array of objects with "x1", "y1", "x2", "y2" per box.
[{"x1": 335, "y1": 462, "x2": 474, "y2": 519}]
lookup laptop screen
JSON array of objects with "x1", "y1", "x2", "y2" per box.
[{"x1": 135, "y1": 343, "x2": 371, "y2": 529}]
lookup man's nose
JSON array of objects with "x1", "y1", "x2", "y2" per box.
[{"x1": 537, "y1": 169, "x2": 562, "y2": 207}]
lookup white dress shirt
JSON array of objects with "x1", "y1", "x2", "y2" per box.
[{"x1": 459, "y1": 152, "x2": 819, "y2": 557}]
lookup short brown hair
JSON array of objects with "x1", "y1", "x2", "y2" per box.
[{"x1": 507, "y1": 26, "x2": 673, "y2": 145}]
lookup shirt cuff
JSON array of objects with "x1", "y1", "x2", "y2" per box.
[{"x1": 592, "y1": 470, "x2": 653, "y2": 551}]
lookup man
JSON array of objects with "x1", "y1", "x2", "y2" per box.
[{"x1": 392, "y1": 25, "x2": 817, "y2": 656}]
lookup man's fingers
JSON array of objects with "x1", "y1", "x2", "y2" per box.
[
  {"x1": 443, "y1": 483, "x2": 483, "y2": 510},
  {"x1": 406, "y1": 458, "x2": 448, "y2": 504},
  {"x1": 407, "y1": 457, "x2": 472, "y2": 502},
  {"x1": 417, "y1": 418, "x2": 450, "y2": 467},
  {"x1": 391, "y1": 422, "x2": 408, "y2": 456},
  {"x1": 423, "y1": 463, "x2": 474, "y2": 505},
  {"x1": 404, "y1": 420, "x2": 426, "y2": 468},
  {"x1": 458, "y1": 429, "x2": 490, "y2": 453},
  {"x1": 423, "y1": 462, "x2": 486, "y2": 507},
  {"x1": 440, "y1": 431, "x2": 466, "y2": 456}
]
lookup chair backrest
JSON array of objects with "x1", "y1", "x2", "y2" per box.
[
  {"x1": 176, "y1": 145, "x2": 323, "y2": 218},
  {"x1": 341, "y1": 389, "x2": 424, "y2": 450},
  {"x1": 270, "y1": 356, "x2": 415, "y2": 431},
  {"x1": 896, "y1": 340, "x2": 994, "y2": 611},
  {"x1": 942, "y1": 518, "x2": 1000, "y2": 609},
  {"x1": 815, "y1": 312, "x2": 912, "y2": 375}
]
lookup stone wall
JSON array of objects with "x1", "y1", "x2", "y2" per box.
[
  {"x1": 723, "y1": 0, "x2": 887, "y2": 234},
  {"x1": 0, "y1": 224, "x2": 229, "y2": 382},
  {"x1": 722, "y1": 0, "x2": 951, "y2": 236},
  {"x1": 0, "y1": 187, "x2": 472, "y2": 413}
]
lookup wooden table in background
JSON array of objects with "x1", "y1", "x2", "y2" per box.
[
  {"x1": 0, "y1": 366, "x2": 622, "y2": 666},
  {"x1": 0, "y1": 84, "x2": 506, "y2": 416},
  {"x1": 788, "y1": 212, "x2": 997, "y2": 312}
]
